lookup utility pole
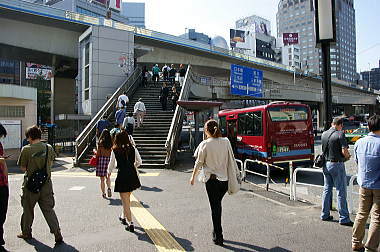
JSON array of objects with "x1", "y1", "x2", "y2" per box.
[{"x1": 368, "y1": 62, "x2": 371, "y2": 90}]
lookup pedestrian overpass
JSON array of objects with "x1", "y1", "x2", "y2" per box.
[{"x1": 1, "y1": 0, "x2": 379, "y2": 166}]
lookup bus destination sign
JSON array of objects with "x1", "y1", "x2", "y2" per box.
[{"x1": 230, "y1": 64, "x2": 263, "y2": 98}]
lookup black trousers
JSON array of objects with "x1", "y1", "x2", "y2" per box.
[
  {"x1": 205, "y1": 178, "x2": 228, "y2": 239},
  {"x1": 160, "y1": 96, "x2": 168, "y2": 110},
  {"x1": 0, "y1": 186, "x2": 9, "y2": 245}
]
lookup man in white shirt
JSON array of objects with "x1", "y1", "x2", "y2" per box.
[
  {"x1": 117, "y1": 92, "x2": 129, "y2": 111},
  {"x1": 134, "y1": 98, "x2": 146, "y2": 128}
]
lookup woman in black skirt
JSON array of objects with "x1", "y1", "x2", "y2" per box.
[{"x1": 107, "y1": 130, "x2": 142, "y2": 232}]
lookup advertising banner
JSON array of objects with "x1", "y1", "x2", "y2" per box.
[
  {"x1": 230, "y1": 64, "x2": 263, "y2": 98},
  {"x1": 283, "y1": 33, "x2": 299, "y2": 45},
  {"x1": 236, "y1": 16, "x2": 271, "y2": 36},
  {"x1": 109, "y1": 0, "x2": 122, "y2": 11},
  {"x1": 230, "y1": 29, "x2": 246, "y2": 48},
  {"x1": 25, "y1": 63, "x2": 52, "y2": 80}
]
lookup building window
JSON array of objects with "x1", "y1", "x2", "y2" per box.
[
  {"x1": 0, "y1": 106, "x2": 25, "y2": 117},
  {"x1": 84, "y1": 43, "x2": 90, "y2": 100}
]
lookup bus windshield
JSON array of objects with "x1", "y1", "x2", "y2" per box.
[{"x1": 268, "y1": 106, "x2": 308, "y2": 121}]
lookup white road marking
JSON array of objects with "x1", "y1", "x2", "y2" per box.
[{"x1": 69, "y1": 186, "x2": 85, "y2": 191}]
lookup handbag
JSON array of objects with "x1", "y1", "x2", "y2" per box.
[
  {"x1": 314, "y1": 130, "x2": 335, "y2": 168},
  {"x1": 88, "y1": 155, "x2": 98, "y2": 166},
  {"x1": 26, "y1": 145, "x2": 49, "y2": 193}
]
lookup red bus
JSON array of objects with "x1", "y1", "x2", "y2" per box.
[{"x1": 218, "y1": 102, "x2": 314, "y2": 167}]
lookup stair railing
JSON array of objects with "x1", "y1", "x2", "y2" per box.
[
  {"x1": 75, "y1": 67, "x2": 142, "y2": 165},
  {"x1": 165, "y1": 65, "x2": 192, "y2": 168}
]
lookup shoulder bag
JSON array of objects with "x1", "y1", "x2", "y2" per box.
[
  {"x1": 314, "y1": 131, "x2": 335, "y2": 168},
  {"x1": 26, "y1": 144, "x2": 49, "y2": 193}
]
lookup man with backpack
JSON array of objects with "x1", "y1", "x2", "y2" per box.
[
  {"x1": 17, "y1": 125, "x2": 63, "y2": 244},
  {"x1": 117, "y1": 92, "x2": 129, "y2": 111}
]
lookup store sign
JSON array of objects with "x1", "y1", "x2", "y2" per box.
[
  {"x1": 283, "y1": 33, "x2": 299, "y2": 45},
  {"x1": 25, "y1": 63, "x2": 52, "y2": 80},
  {"x1": 230, "y1": 64, "x2": 263, "y2": 98}
]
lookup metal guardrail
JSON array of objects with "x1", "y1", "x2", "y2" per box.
[
  {"x1": 348, "y1": 175, "x2": 359, "y2": 214},
  {"x1": 235, "y1": 159, "x2": 244, "y2": 178},
  {"x1": 243, "y1": 159, "x2": 284, "y2": 191},
  {"x1": 291, "y1": 167, "x2": 324, "y2": 201},
  {"x1": 164, "y1": 65, "x2": 192, "y2": 168},
  {"x1": 74, "y1": 67, "x2": 142, "y2": 165}
]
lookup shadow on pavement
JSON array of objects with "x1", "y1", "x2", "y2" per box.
[
  {"x1": 223, "y1": 240, "x2": 291, "y2": 252},
  {"x1": 107, "y1": 199, "x2": 151, "y2": 208},
  {"x1": 140, "y1": 186, "x2": 163, "y2": 192},
  {"x1": 108, "y1": 198, "x2": 122, "y2": 206},
  {"x1": 25, "y1": 238, "x2": 78, "y2": 251}
]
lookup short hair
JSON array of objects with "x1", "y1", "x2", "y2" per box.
[
  {"x1": 128, "y1": 112, "x2": 133, "y2": 117},
  {"x1": 0, "y1": 123, "x2": 7, "y2": 138},
  {"x1": 332, "y1": 117, "x2": 343, "y2": 126},
  {"x1": 123, "y1": 91, "x2": 127, "y2": 95},
  {"x1": 368, "y1": 115, "x2": 380, "y2": 132},
  {"x1": 25, "y1": 125, "x2": 42, "y2": 140}
]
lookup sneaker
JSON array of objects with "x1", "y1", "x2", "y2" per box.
[{"x1": 17, "y1": 233, "x2": 32, "y2": 240}]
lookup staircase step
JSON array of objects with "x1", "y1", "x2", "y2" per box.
[{"x1": 139, "y1": 163, "x2": 166, "y2": 169}]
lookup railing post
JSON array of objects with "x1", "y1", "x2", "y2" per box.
[
  {"x1": 265, "y1": 163, "x2": 270, "y2": 191},
  {"x1": 289, "y1": 161, "x2": 294, "y2": 200},
  {"x1": 348, "y1": 175, "x2": 357, "y2": 215}
]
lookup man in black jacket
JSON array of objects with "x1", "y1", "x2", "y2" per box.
[{"x1": 159, "y1": 83, "x2": 169, "y2": 111}]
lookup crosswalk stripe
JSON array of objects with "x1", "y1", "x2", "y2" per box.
[{"x1": 131, "y1": 194, "x2": 186, "y2": 251}]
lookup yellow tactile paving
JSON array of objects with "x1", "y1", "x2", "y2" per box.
[{"x1": 131, "y1": 194, "x2": 186, "y2": 252}]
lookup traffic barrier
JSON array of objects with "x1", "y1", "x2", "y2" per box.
[
  {"x1": 291, "y1": 168, "x2": 324, "y2": 201},
  {"x1": 348, "y1": 175, "x2": 359, "y2": 214},
  {"x1": 235, "y1": 159, "x2": 244, "y2": 178},
  {"x1": 243, "y1": 159, "x2": 284, "y2": 191}
]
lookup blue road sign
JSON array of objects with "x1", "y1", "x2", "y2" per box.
[{"x1": 230, "y1": 64, "x2": 263, "y2": 98}]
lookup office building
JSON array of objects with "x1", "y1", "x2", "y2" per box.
[
  {"x1": 277, "y1": 0, "x2": 356, "y2": 82},
  {"x1": 122, "y1": 2, "x2": 145, "y2": 28},
  {"x1": 233, "y1": 15, "x2": 280, "y2": 63},
  {"x1": 361, "y1": 61, "x2": 380, "y2": 90},
  {"x1": 180, "y1": 29, "x2": 211, "y2": 45},
  {"x1": 277, "y1": 38, "x2": 301, "y2": 68}
]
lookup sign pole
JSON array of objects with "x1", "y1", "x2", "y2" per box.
[{"x1": 321, "y1": 42, "x2": 332, "y2": 130}]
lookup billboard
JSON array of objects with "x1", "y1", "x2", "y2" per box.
[
  {"x1": 109, "y1": 0, "x2": 122, "y2": 11},
  {"x1": 25, "y1": 63, "x2": 52, "y2": 80},
  {"x1": 230, "y1": 64, "x2": 263, "y2": 98},
  {"x1": 230, "y1": 29, "x2": 245, "y2": 48},
  {"x1": 283, "y1": 33, "x2": 299, "y2": 45},
  {"x1": 236, "y1": 15, "x2": 271, "y2": 36}
]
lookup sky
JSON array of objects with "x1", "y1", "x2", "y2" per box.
[{"x1": 123, "y1": 0, "x2": 380, "y2": 73}]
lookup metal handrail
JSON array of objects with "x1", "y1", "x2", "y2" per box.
[
  {"x1": 75, "y1": 67, "x2": 142, "y2": 165},
  {"x1": 348, "y1": 175, "x2": 358, "y2": 214},
  {"x1": 243, "y1": 159, "x2": 284, "y2": 191},
  {"x1": 235, "y1": 159, "x2": 244, "y2": 178},
  {"x1": 164, "y1": 65, "x2": 192, "y2": 167}
]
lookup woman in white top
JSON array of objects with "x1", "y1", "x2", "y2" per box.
[{"x1": 190, "y1": 119, "x2": 238, "y2": 246}]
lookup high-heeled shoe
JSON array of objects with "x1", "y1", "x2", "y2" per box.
[
  {"x1": 119, "y1": 217, "x2": 127, "y2": 225},
  {"x1": 125, "y1": 223, "x2": 134, "y2": 232}
]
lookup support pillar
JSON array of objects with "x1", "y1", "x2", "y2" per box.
[
  {"x1": 51, "y1": 76, "x2": 76, "y2": 127},
  {"x1": 318, "y1": 103, "x2": 325, "y2": 129}
]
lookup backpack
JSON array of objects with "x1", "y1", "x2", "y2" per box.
[
  {"x1": 26, "y1": 145, "x2": 49, "y2": 193},
  {"x1": 121, "y1": 99, "x2": 126, "y2": 107}
]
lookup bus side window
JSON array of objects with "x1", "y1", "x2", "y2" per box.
[
  {"x1": 238, "y1": 113, "x2": 246, "y2": 135},
  {"x1": 219, "y1": 116, "x2": 227, "y2": 136},
  {"x1": 253, "y1": 111, "x2": 263, "y2": 136}
]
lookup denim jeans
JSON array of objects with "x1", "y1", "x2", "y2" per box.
[{"x1": 321, "y1": 161, "x2": 351, "y2": 223}]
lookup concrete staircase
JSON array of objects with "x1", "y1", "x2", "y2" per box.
[
  {"x1": 79, "y1": 81, "x2": 178, "y2": 168},
  {"x1": 128, "y1": 82, "x2": 176, "y2": 168}
]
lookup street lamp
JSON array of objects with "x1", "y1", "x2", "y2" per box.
[{"x1": 315, "y1": 0, "x2": 336, "y2": 130}]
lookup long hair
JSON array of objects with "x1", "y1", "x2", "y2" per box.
[
  {"x1": 99, "y1": 129, "x2": 112, "y2": 150},
  {"x1": 112, "y1": 130, "x2": 134, "y2": 159},
  {"x1": 204, "y1": 119, "x2": 222, "y2": 138}
]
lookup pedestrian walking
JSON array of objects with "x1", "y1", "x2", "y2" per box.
[
  {"x1": 117, "y1": 91, "x2": 129, "y2": 110},
  {"x1": 162, "y1": 64, "x2": 169, "y2": 81},
  {"x1": 123, "y1": 112, "x2": 135, "y2": 136},
  {"x1": 179, "y1": 64, "x2": 186, "y2": 86},
  {"x1": 152, "y1": 64, "x2": 160, "y2": 85},
  {"x1": 110, "y1": 123, "x2": 122, "y2": 140},
  {"x1": 95, "y1": 129, "x2": 113, "y2": 199},
  {"x1": 0, "y1": 124, "x2": 8, "y2": 249},
  {"x1": 352, "y1": 115, "x2": 380, "y2": 252},
  {"x1": 320, "y1": 117, "x2": 353, "y2": 226},
  {"x1": 134, "y1": 98, "x2": 146, "y2": 128},
  {"x1": 17, "y1": 125, "x2": 63, "y2": 244},
  {"x1": 142, "y1": 66, "x2": 148, "y2": 87},
  {"x1": 107, "y1": 131, "x2": 142, "y2": 232},
  {"x1": 159, "y1": 83, "x2": 169, "y2": 111},
  {"x1": 169, "y1": 64, "x2": 176, "y2": 85},
  {"x1": 190, "y1": 120, "x2": 241, "y2": 246},
  {"x1": 115, "y1": 107, "x2": 126, "y2": 127},
  {"x1": 96, "y1": 115, "x2": 110, "y2": 139},
  {"x1": 171, "y1": 86, "x2": 179, "y2": 111}
]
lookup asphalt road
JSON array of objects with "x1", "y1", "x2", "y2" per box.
[{"x1": 3, "y1": 164, "x2": 355, "y2": 251}]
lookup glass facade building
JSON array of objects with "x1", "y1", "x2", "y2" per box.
[{"x1": 277, "y1": 0, "x2": 356, "y2": 83}]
